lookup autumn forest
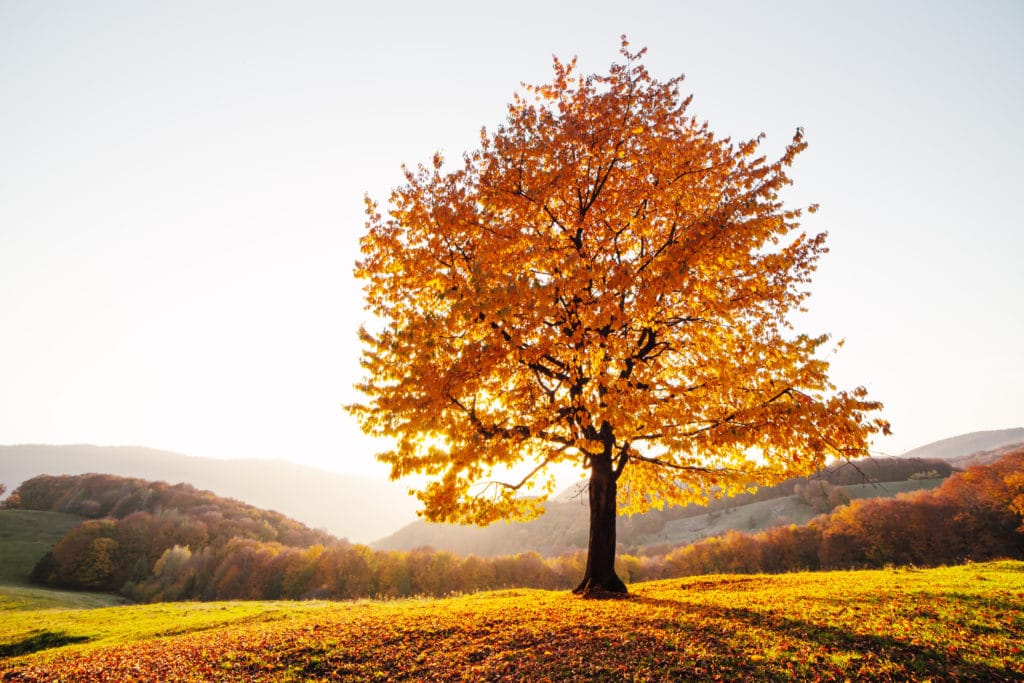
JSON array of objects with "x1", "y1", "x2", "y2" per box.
[{"x1": 4, "y1": 448, "x2": 1023, "y2": 602}]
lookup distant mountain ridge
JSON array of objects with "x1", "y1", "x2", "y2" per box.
[
  {"x1": 900, "y1": 428, "x2": 1024, "y2": 466},
  {"x1": 0, "y1": 445, "x2": 418, "y2": 543}
]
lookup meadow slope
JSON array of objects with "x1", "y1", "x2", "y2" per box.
[{"x1": 1, "y1": 561, "x2": 1022, "y2": 681}]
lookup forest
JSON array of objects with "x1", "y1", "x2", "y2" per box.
[{"x1": 4, "y1": 448, "x2": 1022, "y2": 602}]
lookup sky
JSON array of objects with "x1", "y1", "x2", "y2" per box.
[{"x1": 1, "y1": 1, "x2": 1021, "y2": 481}]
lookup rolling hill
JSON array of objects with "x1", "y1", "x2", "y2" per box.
[
  {"x1": 374, "y1": 459, "x2": 953, "y2": 557},
  {"x1": 0, "y1": 445, "x2": 418, "y2": 543},
  {"x1": 4, "y1": 448, "x2": 1021, "y2": 607},
  {"x1": 376, "y1": 428, "x2": 1022, "y2": 557}
]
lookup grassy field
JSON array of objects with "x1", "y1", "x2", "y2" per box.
[
  {"x1": 0, "y1": 584, "x2": 130, "y2": 612},
  {"x1": 1, "y1": 561, "x2": 1021, "y2": 681},
  {"x1": 0, "y1": 509, "x2": 128, "y2": 612},
  {"x1": 0, "y1": 509, "x2": 83, "y2": 585},
  {"x1": 841, "y1": 477, "x2": 947, "y2": 500}
]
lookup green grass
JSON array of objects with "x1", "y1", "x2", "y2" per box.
[
  {"x1": 0, "y1": 597, "x2": 318, "y2": 655},
  {"x1": 841, "y1": 477, "x2": 946, "y2": 500},
  {"x1": 661, "y1": 494, "x2": 820, "y2": 543},
  {"x1": 0, "y1": 509, "x2": 128, "y2": 611},
  {"x1": 1, "y1": 561, "x2": 1021, "y2": 681},
  {"x1": 0, "y1": 584, "x2": 130, "y2": 611},
  {"x1": 0, "y1": 509, "x2": 83, "y2": 585}
]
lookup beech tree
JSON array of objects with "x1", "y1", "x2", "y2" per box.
[{"x1": 351, "y1": 39, "x2": 889, "y2": 594}]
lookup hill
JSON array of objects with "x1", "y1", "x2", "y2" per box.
[
  {"x1": 0, "y1": 444, "x2": 418, "y2": 543},
  {"x1": 1, "y1": 562, "x2": 1021, "y2": 681},
  {"x1": 901, "y1": 427, "x2": 1024, "y2": 465},
  {"x1": 5, "y1": 472, "x2": 344, "y2": 596},
  {"x1": 6, "y1": 451, "x2": 1022, "y2": 604},
  {"x1": 374, "y1": 457, "x2": 953, "y2": 557},
  {"x1": 375, "y1": 429, "x2": 1022, "y2": 556}
]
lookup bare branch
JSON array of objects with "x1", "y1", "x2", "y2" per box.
[
  {"x1": 448, "y1": 396, "x2": 572, "y2": 446},
  {"x1": 629, "y1": 453, "x2": 741, "y2": 475},
  {"x1": 613, "y1": 440, "x2": 631, "y2": 480},
  {"x1": 486, "y1": 451, "x2": 563, "y2": 491}
]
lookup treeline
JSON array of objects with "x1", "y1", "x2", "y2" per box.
[
  {"x1": 8, "y1": 473, "x2": 334, "y2": 593},
  {"x1": 5, "y1": 473, "x2": 593, "y2": 600},
  {"x1": 6, "y1": 452, "x2": 1020, "y2": 603},
  {"x1": 129, "y1": 544, "x2": 593, "y2": 602}
]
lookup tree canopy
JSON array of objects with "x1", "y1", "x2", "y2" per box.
[{"x1": 351, "y1": 38, "x2": 889, "y2": 593}]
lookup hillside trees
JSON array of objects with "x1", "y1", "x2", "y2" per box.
[
  {"x1": 9, "y1": 473, "x2": 333, "y2": 592},
  {"x1": 793, "y1": 481, "x2": 849, "y2": 514},
  {"x1": 350, "y1": 38, "x2": 889, "y2": 593},
  {"x1": 7, "y1": 472, "x2": 592, "y2": 600},
  {"x1": 5, "y1": 473, "x2": 333, "y2": 548},
  {"x1": 7, "y1": 452, "x2": 1022, "y2": 602},
  {"x1": 654, "y1": 449, "x2": 1024, "y2": 576}
]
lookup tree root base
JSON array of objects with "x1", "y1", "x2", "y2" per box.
[{"x1": 573, "y1": 574, "x2": 628, "y2": 597}]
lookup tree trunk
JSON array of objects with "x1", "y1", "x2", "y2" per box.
[{"x1": 573, "y1": 452, "x2": 627, "y2": 595}]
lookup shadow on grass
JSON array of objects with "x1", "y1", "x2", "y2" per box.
[
  {"x1": 272, "y1": 597, "x2": 1022, "y2": 682},
  {"x1": 0, "y1": 631, "x2": 91, "y2": 659},
  {"x1": 637, "y1": 596, "x2": 1021, "y2": 681},
  {"x1": 939, "y1": 590, "x2": 1024, "y2": 616}
]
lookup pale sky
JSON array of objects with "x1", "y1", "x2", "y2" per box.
[{"x1": 1, "y1": 1, "x2": 1021, "y2": 479}]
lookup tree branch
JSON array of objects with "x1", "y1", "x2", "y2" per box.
[
  {"x1": 628, "y1": 453, "x2": 740, "y2": 475},
  {"x1": 613, "y1": 441, "x2": 631, "y2": 480},
  {"x1": 449, "y1": 396, "x2": 572, "y2": 446},
  {"x1": 502, "y1": 452, "x2": 564, "y2": 490}
]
